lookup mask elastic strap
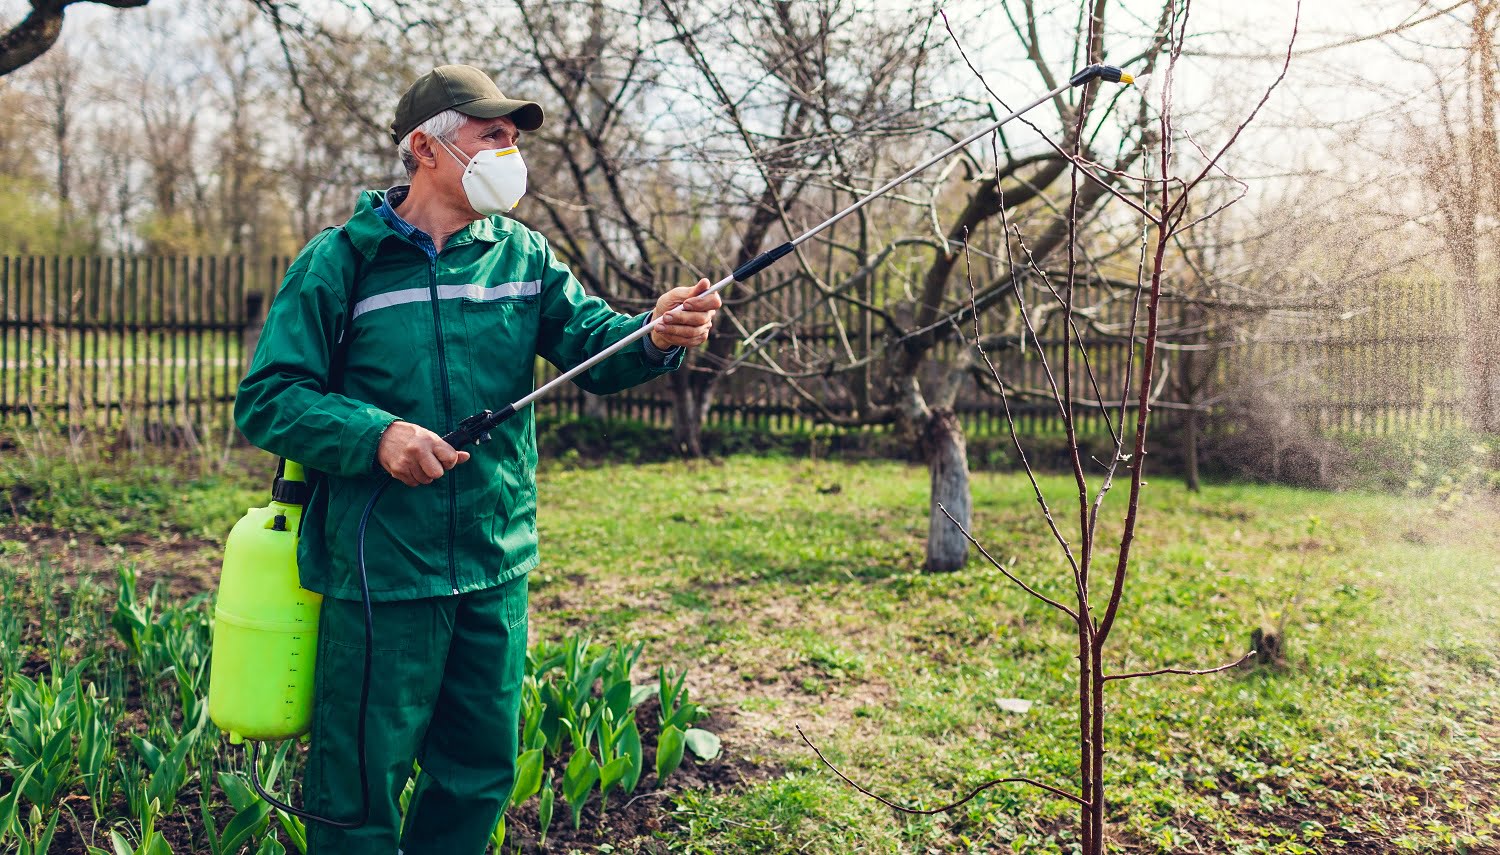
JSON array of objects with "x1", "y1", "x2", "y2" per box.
[{"x1": 432, "y1": 135, "x2": 470, "y2": 169}]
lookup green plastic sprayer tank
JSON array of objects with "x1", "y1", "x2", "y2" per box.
[{"x1": 208, "y1": 459, "x2": 321, "y2": 745}]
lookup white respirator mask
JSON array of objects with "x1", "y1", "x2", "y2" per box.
[{"x1": 434, "y1": 135, "x2": 527, "y2": 215}]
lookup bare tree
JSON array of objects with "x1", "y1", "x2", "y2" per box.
[
  {"x1": 29, "y1": 45, "x2": 78, "y2": 243},
  {"x1": 716, "y1": 0, "x2": 1176, "y2": 571},
  {"x1": 133, "y1": 44, "x2": 206, "y2": 249},
  {"x1": 801, "y1": 3, "x2": 1299, "y2": 850},
  {"x1": 1416, "y1": 0, "x2": 1500, "y2": 433},
  {"x1": 204, "y1": 9, "x2": 276, "y2": 255},
  {"x1": 657, "y1": 0, "x2": 948, "y2": 455},
  {"x1": 477, "y1": 0, "x2": 946, "y2": 455}
]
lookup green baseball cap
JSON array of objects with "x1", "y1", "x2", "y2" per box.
[{"x1": 390, "y1": 65, "x2": 545, "y2": 145}]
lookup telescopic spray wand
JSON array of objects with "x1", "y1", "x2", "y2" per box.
[
  {"x1": 252, "y1": 62, "x2": 1134, "y2": 828},
  {"x1": 441, "y1": 63, "x2": 1132, "y2": 451}
]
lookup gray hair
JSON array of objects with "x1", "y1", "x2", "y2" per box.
[{"x1": 398, "y1": 109, "x2": 468, "y2": 176}]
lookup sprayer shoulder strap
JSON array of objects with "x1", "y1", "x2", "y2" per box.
[
  {"x1": 324, "y1": 224, "x2": 367, "y2": 395},
  {"x1": 294, "y1": 224, "x2": 366, "y2": 538}
]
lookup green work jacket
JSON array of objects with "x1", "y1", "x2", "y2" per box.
[{"x1": 234, "y1": 189, "x2": 683, "y2": 601}]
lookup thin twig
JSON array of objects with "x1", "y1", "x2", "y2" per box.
[
  {"x1": 1104, "y1": 649, "x2": 1257, "y2": 682},
  {"x1": 936, "y1": 503, "x2": 1079, "y2": 620},
  {"x1": 795, "y1": 724, "x2": 1090, "y2": 810}
]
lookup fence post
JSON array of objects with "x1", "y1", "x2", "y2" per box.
[
  {"x1": 233, "y1": 289, "x2": 267, "y2": 446},
  {"x1": 241, "y1": 291, "x2": 266, "y2": 382}
]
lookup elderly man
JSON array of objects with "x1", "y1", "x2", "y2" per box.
[{"x1": 233, "y1": 65, "x2": 719, "y2": 853}]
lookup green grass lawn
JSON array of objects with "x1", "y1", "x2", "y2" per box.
[
  {"x1": 2, "y1": 448, "x2": 1497, "y2": 853},
  {"x1": 525, "y1": 457, "x2": 1500, "y2": 854}
]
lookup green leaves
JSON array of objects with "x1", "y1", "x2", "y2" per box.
[
  {"x1": 618, "y1": 718, "x2": 643, "y2": 796},
  {"x1": 200, "y1": 770, "x2": 279, "y2": 855},
  {"x1": 504, "y1": 632, "x2": 718, "y2": 836},
  {"x1": 536, "y1": 775, "x2": 555, "y2": 845},
  {"x1": 108, "y1": 797, "x2": 172, "y2": 855},
  {"x1": 129, "y1": 703, "x2": 208, "y2": 815},
  {"x1": 108, "y1": 564, "x2": 152, "y2": 662},
  {"x1": 488, "y1": 813, "x2": 505, "y2": 853},
  {"x1": 655, "y1": 725, "x2": 686, "y2": 786},
  {"x1": 648, "y1": 666, "x2": 711, "y2": 786},
  {"x1": 201, "y1": 785, "x2": 271, "y2": 855},
  {"x1": 0, "y1": 764, "x2": 37, "y2": 843},
  {"x1": 683, "y1": 727, "x2": 722, "y2": 762},
  {"x1": 598, "y1": 755, "x2": 631, "y2": 802},
  {"x1": 604, "y1": 678, "x2": 634, "y2": 723},
  {"x1": 520, "y1": 677, "x2": 545, "y2": 752},
  {"x1": 219, "y1": 799, "x2": 273, "y2": 854},
  {"x1": 561, "y1": 745, "x2": 599, "y2": 829},
  {"x1": 0, "y1": 561, "x2": 300, "y2": 853},
  {"x1": 1, "y1": 660, "x2": 101, "y2": 812},
  {"x1": 509, "y1": 748, "x2": 544, "y2": 809},
  {"x1": 657, "y1": 666, "x2": 707, "y2": 732},
  {"x1": 3, "y1": 568, "x2": 716, "y2": 853},
  {"x1": 9, "y1": 802, "x2": 58, "y2": 855},
  {"x1": 76, "y1": 681, "x2": 118, "y2": 821},
  {"x1": 274, "y1": 811, "x2": 306, "y2": 855}
]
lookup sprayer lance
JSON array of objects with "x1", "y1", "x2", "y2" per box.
[{"x1": 440, "y1": 64, "x2": 1133, "y2": 451}]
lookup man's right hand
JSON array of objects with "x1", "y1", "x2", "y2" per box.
[{"x1": 377, "y1": 421, "x2": 471, "y2": 487}]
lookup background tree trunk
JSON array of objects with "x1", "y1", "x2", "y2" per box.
[
  {"x1": 670, "y1": 371, "x2": 706, "y2": 457},
  {"x1": 1184, "y1": 407, "x2": 1201, "y2": 492},
  {"x1": 922, "y1": 408, "x2": 970, "y2": 573}
]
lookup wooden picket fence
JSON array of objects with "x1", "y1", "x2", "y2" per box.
[
  {"x1": 0, "y1": 256, "x2": 259, "y2": 441},
  {"x1": 0, "y1": 254, "x2": 1467, "y2": 442}
]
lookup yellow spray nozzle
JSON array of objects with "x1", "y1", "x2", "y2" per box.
[{"x1": 1069, "y1": 64, "x2": 1135, "y2": 87}]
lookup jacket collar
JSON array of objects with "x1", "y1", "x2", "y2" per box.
[{"x1": 342, "y1": 187, "x2": 514, "y2": 261}]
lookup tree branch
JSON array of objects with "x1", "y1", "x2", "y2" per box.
[
  {"x1": 936, "y1": 503, "x2": 1079, "y2": 620},
  {"x1": 1, "y1": 0, "x2": 149, "y2": 77},
  {"x1": 1104, "y1": 650, "x2": 1256, "y2": 682},
  {"x1": 796, "y1": 724, "x2": 1090, "y2": 811}
]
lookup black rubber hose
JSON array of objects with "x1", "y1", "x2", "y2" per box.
[{"x1": 245, "y1": 409, "x2": 504, "y2": 826}]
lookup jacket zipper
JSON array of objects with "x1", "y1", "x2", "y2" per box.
[{"x1": 427, "y1": 251, "x2": 460, "y2": 595}]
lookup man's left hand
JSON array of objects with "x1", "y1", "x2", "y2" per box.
[{"x1": 650, "y1": 278, "x2": 720, "y2": 349}]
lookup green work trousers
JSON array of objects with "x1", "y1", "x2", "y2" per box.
[{"x1": 301, "y1": 571, "x2": 529, "y2": 854}]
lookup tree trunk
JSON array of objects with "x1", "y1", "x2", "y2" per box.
[
  {"x1": 669, "y1": 370, "x2": 706, "y2": 457},
  {"x1": 1446, "y1": 223, "x2": 1500, "y2": 434},
  {"x1": 922, "y1": 408, "x2": 971, "y2": 573},
  {"x1": 1078, "y1": 622, "x2": 1094, "y2": 849},
  {"x1": 1088, "y1": 644, "x2": 1106, "y2": 853},
  {"x1": 1184, "y1": 407, "x2": 1200, "y2": 492},
  {"x1": 1460, "y1": 273, "x2": 1500, "y2": 434},
  {"x1": 1464, "y1": 3, "x2": 1500, "y2": 433}
]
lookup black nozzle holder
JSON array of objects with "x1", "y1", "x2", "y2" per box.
[
  {"x1": 1069, "y1": 64, "x2": 1134, "y2": 86},
  {"x1": 271, "y1": 458, "x2": 310, "y2": 505},
  {"x1": 442, "y1": 404, "x2": 518, "y2": 450}
]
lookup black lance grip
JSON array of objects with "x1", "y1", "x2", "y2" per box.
[
  {"x1": 442, "y1": 404, "x2": 518, "y2": 450},
  {"x1": 732, "y1": 241, "x2": 795, "y2": 282}
]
